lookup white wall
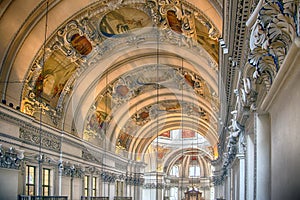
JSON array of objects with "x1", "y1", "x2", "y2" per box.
[
  {"x1": 268, "y1": 39, "x2": 300, "y2": 200},
  {"x1": 0, "y1": 169, "x2": 21, "y2": 200}
]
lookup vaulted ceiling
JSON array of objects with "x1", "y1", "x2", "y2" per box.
[{"x1": 0, "y1": 0, "x2": 222, "y2": 165}]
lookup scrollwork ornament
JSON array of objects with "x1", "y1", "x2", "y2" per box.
[
  {"x1": 248, "y1": 0, "x2": 297, "y2": 90},
  {"x1": 238, "y1": 77, "x2": 257, "y2": 112}
]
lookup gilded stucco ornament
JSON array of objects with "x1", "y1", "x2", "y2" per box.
[{"x1": 248, "y1": 0, "x2": 297, "y2": 90}]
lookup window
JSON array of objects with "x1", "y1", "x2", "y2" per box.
[
  {"x1": 189, "y1": 165, "x2": 200, "y2": 177},
  {"x1": 170, "y1": 165, "x2": 179, "y2": 177},
  {"x1": 116, "y1": 181, "x2": 123, "y2": 196},
  {"x1": 84, "y1": 175, "x2": 89, "y2": 196},
  {"x1": 42, "y1": 168, "x2": 51, "y2": 196},
  {"x1": 26, "y1": 166, "x2": 36, "y2": 195},
  {"x1": 92, "y1": 177, "x2": 97, "y2": 196},
  {"x1": 170, "y1": 187, "x2": 178, "y2": 200}
]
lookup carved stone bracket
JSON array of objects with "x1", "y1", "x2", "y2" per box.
[
  {"x1": 0, "y1": 144, "x2": 24, "y2": 170},
  {"x1": 143, "y1": 183, "x2": 165, "y2": 189},
  {"x1": 62, "y1": 163, "x2": 84, "y2": 178},
  {"x1": 124, "y1": 174, "x2": 144, "y2": 186},
  {"x1": 101, "y1": 171, "x2": 117, "y2": 183},
  {"x1": 248, "y1": 0, "x2": 297, "y2": 90}
]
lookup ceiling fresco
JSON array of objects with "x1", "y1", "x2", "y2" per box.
[
  {"x1": 17, "y1": 0, "x2": 220, "y2": 159},
  {"x1": 81, "y1": 64, "x2": 217, "y2": 152}
]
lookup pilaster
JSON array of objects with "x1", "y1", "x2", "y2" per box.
[{"x1": 255, "y1": 113, "x2": 270, "y2": 200}]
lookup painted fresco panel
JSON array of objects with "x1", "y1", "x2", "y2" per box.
[
  {"x1": 34, "y1": 50, "x2": 77, "y2": 108},
  {"x1": 100, "y1": 7, "x2": 151, "y2": 37}
]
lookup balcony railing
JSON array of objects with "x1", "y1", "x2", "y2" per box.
[
  {"x1": 81, "y1": 197, "x2": 109, "y2": 200},
  {"x1": 18, "y1": 196, "x2": 68, "y2": 200}
]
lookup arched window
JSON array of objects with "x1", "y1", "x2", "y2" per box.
[
  {"x1": 170, "y1": 165, "x2": 179, "y2": 177},
  {"x1": 189, "y1": 165, "x2": 200, "y2": 177}
]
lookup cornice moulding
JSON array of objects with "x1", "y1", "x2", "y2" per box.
[{"x1": 260, "y1": 37, "x2": 300, "y2": 112}]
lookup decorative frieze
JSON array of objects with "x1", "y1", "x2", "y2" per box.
[
  {"x1": 0, "y1": 144, "x2": 24, "y2": 170},
  {"x1": 19, "y1": 127, "x2": 61, "y2": 152}
]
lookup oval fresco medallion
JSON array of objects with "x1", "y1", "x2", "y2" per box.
[{"x1": 99, "y1": 7, "x2": 152, "y2": 37}]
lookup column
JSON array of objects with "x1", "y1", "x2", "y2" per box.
[
  {"x1": 226, "y1": 169, "x2": 232, "y2": 200},
  {"x1": 255, "y1": 113, "x2": 271, "y2": 200},
  {"x1": 102, "y1": 182, "x2": 109, "y2": 197},
  {"x1": 109, "y1": 182, "x2": 114, "y2": 200},
  {"x1": 246, "y1": 134, "x2": 255, "y2": 200},
  {"x1": 164, "y1": 179, "x2": 170, "y2": 198},
  {"x1": 236, "y1": 154, "x2": 245, "y2": 200},
  {"x1": 134, "y1": 184, "x2": 143, "y2": 200},
  {"x1": 236, "y1": 134, "x2": 246, "y2": 200}
]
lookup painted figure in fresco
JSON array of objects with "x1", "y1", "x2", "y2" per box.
[
  {"x1": 52, "y1": 83, "x2": 64, "y2": 99},
  {"x1": 117, "y1": 132, "x2": 132, "y2": 151},
  {"x1": 35, "y1": 72, "x2": 56, "y2": 99},
  {"x1": 167, "y1": 10, "x2": 182, "y2": 33},
  {"x1": 70, "y1": 33, "x2": 92, "y2": 56},
  {"x1": 86, "y1": 110, "x2": 107, "y2": 139},
  {"x1": 33, "y1": 49, "x2": 78, "y2": 109},
  {"x1": 43, "y1": 74, "x2": 56, "y2": 97}
]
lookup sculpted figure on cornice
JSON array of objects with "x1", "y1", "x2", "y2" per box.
[
  {"x1": 221, "y1": 110, "x2": 243, "y2": 172},
  {"x1": 248, "y1": 0, "x2": 297, "y2": 90}
]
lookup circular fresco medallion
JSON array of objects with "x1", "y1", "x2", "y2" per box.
[{"x1": 116, "y1": 85, "x2": 129, "y2": 97}]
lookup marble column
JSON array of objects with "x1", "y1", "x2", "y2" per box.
[
  {"x1": 246, "y1": 134, "x2": 255, "y2": 200},
  {"x1": 102, "y1": 182, "x2": 109, "y2": 197},
  {"x1": 255, "y1": 113, "x2": 271, "y2": 200},
  {"x1": 236, "y1": 153, "x2": 245, "y2": 200}
]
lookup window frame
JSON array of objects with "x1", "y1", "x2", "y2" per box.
[
  {"x1": 25, "y1": 165, "x2": 36, "y2": 196},
  {"x1": 92, "y1": 176, "x2": 97, "y2": 197},
  {"x1": 42, "y1": 168, "x2": 51, "y2": 196},
  {"x1": 84, "y1": 175, "x2": 90, "y2": 197}
]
